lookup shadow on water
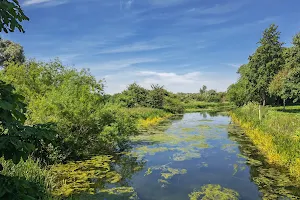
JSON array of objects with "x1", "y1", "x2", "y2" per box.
[{"x1": 227, "y1": 123, "x2": 300, "y2": 199}]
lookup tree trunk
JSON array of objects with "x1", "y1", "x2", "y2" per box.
[
  {"x1": 283, "y1": 99, "x2": 286, "y2": 110},
  {"x1": 259, "y1": 105, "x2": 262, "y2": 121},
  {"x1": 262, "y1": 93, "x2": 266, "y2": 106}
]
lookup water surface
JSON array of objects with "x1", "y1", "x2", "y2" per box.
[{"x1": 58, "y1": 112, "x2": 300, "y2": 199}]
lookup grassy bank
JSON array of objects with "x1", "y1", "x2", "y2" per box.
[
  {"x1": 230, "y1": 103, "x2": 300, "y2": 183},
  {"x1": 184, "y1": 101, "x2": 235, "y2": 113}
]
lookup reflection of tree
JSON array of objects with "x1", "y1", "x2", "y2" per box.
[
  {"x1": 227, "y1": 124, "x2": 300, "y2": 199},
  {"x1": 200, "y1": 112, "x2": 208, "y2": 119},
  {"x1": 110, "y1": 153, "x2": 146, "y2": 187}
]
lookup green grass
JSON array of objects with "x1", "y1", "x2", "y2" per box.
[
  {"x1": 184, "y1": 101, "x2": 235, "y2": 113},
  {"x1": 121, "y1": 107, "x2": 170, "y2": 119},
  {"x1": 0, "y1": 157, "x2": 55, "y2": 199},
  {"x1": 231, "y1": 103, "x2": 300, "y2": 182}
]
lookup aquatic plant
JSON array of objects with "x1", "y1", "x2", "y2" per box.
[
  {"x1": 221, "y1": 143, "x2": 237, "y2": 154},
  {"x1": 188, "y1": 184, "x2": 239, "y2": 200},
  {"x1": 50, "y1": 155, "x2": 122, "y2": 196},
  {"x1": 172, "y1": 151, "x2": 201, "y2": 161},
  {"x1": 197, "y1": 162, "x2": 208, "y2": 168},
  {"x1": 197, "y1": 124, "x2": 212, "y2": 129},
  {"x1": 99, "y1": 187, "x2": 138, "y2": 199}
]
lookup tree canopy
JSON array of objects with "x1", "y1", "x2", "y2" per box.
[{"x1": 227, "y1": 24, "x2": 300, "y2": 107}]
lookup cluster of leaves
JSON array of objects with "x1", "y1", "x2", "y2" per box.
[
  {"x1": 227, "y1": 24, "x2": 300, "y2": 107},
  {"x1": 0, "y1": 80, "x2": 55, "y2": 199},
  {"x1": 0, "y1": 80, "x2": 54, "y2": 164},
  {"x1": 0, "y1": 0, "x2": 29, "y2": 33},
  {"x1": 110, "y1": 83, "x2": 184, "y2": 114}
]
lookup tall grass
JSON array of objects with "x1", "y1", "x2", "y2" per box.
[
  {"x1": 0, "y1": 157, "x2": 56, "y2": 199},
  {"x1": 230, "y1": 103, "x2": 300, "y2": 182}
]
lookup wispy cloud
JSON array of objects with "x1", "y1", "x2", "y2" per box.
[
  {"x1": 187, "y1": 1, "x2": 248, "y2": 15},
  {"x1": 96, "y1": 42, "x2": 167, "y2": 54},
  {"x1": 223, "y1": 63, "x2": 242, "y2": 68},
  {"x1": 81, "y1": 58, "x2": 159, "y2": 71},
  {"x1": 23, "y1": 0, "x2": 67, "y2": 6},
  {"x1": 120, "y1": 0, "x2": 135, "y2": 10}
]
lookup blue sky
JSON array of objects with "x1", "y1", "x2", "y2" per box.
[{"x1": 2, "y1": 0, "x2": 300, "y2": 94}]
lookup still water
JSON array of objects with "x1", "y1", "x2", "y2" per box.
[{"x1": 58, "y1": 113, "x2": 300, "y2": 199}]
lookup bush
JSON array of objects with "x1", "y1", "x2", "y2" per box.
[{"x1": 163, "y1": 96, "x2": 184, "y2": 114}]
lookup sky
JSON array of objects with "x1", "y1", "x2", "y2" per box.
[{"x1": 2, "y1": 0, "x2": 300, "y2": 94}]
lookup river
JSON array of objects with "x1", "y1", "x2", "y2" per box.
[{"x1": 54, "y1": 112, "x2": 300, "y2": 199}]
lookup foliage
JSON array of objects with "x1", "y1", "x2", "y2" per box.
[
  {"x1": 178, "y1": 87, "x2": 226, "y2": 104},
  {"x1": 0, "y1": 80, "x2": 54, "y2": 164},
  {"x1": 184, "y1": 101, "x2": 235, "y2": 112},
  {"x1": 0, "y1": 0, "x2": 29, "y2": 33},
  {"x1": 0, "y1": 38, "x2": 25, "y2": 67},
  {"x1": 227, "y1": 24, "x2": 300, "y2": 107},
  {"x1": 110, "y1": 82, "x2": 184, "y2": 114},
  {"x1": 0, "y1": 157, "x2": 55, "y2": 200}
]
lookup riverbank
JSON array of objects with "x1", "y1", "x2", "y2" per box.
[
  {"x1": 183, "y1": 101, "x2": 236, "y2": 113},
  {"x1": 230, "y1": 103, "x2": 300, "y2": 183}
]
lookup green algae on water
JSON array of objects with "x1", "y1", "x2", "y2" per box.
[
  {"x1": 197, "y1": 162, "x2": 208, "y2": 168},
  {"x1": 99, "y1": 187, "x2": 139, "y2": 200},
  {"x1": 221, "y1": 143, "x2": 238, "y2": 154},
  {"x1": 188, "y1": 184, "x2": 239, "y2": 200},
  {"x1": 172, "y1": 151, "x2": 201, "y2": 161},
  {"x1": 144, "y1": 167, "x2": 153, "y2": 176},
  {"x1": 182, "y1": 127, "x2": 196, "y2": 132},
  {"x1": 197, "y1": 124, "x2": 212, "y2": 129}
]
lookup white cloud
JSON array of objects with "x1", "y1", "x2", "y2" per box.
[
  {"x1": 97, "y1": 43, "x2": 167, "y2": 54},
  {"x1": 23, "y1": 0, "x2": 67, "y2": 6},
  {"x1": 102, "y1": 70, "x2": 237, "y2": 94}
]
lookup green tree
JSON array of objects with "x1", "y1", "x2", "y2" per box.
[
  {"x1": 246, "y1": 24, "x2": 284, "y2": 105},
  {"x1": 0, "y1": 0, "x2": 29, "y2": 33},
  {"x1": 121, "y1": 82, "x2": 149, "y2": 107},
  {"x1": 0, "y1": 38, "x2": 25, "y2": 68},
  {"x1": 269, "y1": 33, "x2": 300, "y2": 107},
  {"x1": 0, "y1": 80, "x2": 54, "y2": 164},
  {"x1": 269, "y1": 68, "x2": 289, "y2": 108},
  {"x1": 199, "y1": 85, "x2": 207, "y2": 95},
  {"x1": 149, "y1": 84, "x2": 166, "y2": 109}
]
